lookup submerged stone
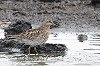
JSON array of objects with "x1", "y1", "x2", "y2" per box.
[
  {"x1": 21, "y1": 43, "x2": 67, "y2": 54},
  {"x1": 38, "y1": 0, "x2": 61, "y2": 2},
  {"x1": 91, "y1": 0, "x2": 100, "y2": 7},
  {"x1": 77, "y1": 34, "x2": 88, "y2": 42},
  {"x1": 0, "y1": 39, "x2": 68, "y2": 56}
]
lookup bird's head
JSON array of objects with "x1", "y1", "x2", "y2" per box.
[
  {"x1": 45, "y1": 21, "x2": 54, "y2": 26},
  {"x1": 40, "y1": 20, "x2": 54, "y2": 30}
]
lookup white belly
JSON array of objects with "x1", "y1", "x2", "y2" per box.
[{"x1": 20, "y1": 34, "x2": 48, "y2": 46}]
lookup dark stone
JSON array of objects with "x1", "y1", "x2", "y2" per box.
[
  {"x1": 13, "y1": 0, "x2": 26, "y2": 2},
  {"x1": 11, "y1": 8, "x2": 21, "y2": 11},
  {"x1": 4, "y1": 20, "x2": 32, "y2": 35},
  {"x1": 0, "y1": 39, "x2": 24, "y2": 53},
  {"x1": 0, "y1": 8, "x2": 3, "y2": 10},
  {"x1": 12, "y1": 12, "x2": 26, "y2": 16},
  {"x1": 21, "y1": 43, "x2": 67, "y2": 55},
  {"x1": 0, "y1": 39, "x2": 24, "y2": 49},
  {"x1": 91, "y1": 0, "x2": 100, "y2": 6},
  {"x1": 0, "y1": 48, "x2": 11, "y2": 52},
  {"x1": 97, "y1": 19, "x2": 100, "y2": 21},
  {"x1": 77, "y1": 34, "x2": 88, "y2": 42},
  {"x1": 2, "y1": 0, "x2": 26, "y2": 2},
  {"x1": 38, "y1": 0, "x2": 61, "y2": 2},
  {"x1": 0, "y1": 39, "x2": 68, "y2": 56}
]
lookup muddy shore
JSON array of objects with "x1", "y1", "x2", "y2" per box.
[{"x1": 0, "y1": 0, "x2": 100, "y2": 32}]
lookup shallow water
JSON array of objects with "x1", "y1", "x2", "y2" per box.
[{"x1": 1, "y1": 29, "x2": 100, "y2": 66}]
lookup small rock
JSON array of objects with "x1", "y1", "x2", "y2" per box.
[
  {"x1": 77, "y1": 34, "x2": 88, "y2": 42},
  {"x1": 12, "y1": 12, "x2": 26, "y2": 16},
  {"x1": 11, "y1": 0, "x2": 26, "y2": 2},
  {"x1": 91, "y1": 0, "x2": 100, "y2": 6},
  {"x1": 38, "y1": 0, "x2": 61, "y2": 2},
  {"x1": 0, "y1": 39, "x2": 24, "y2": 49},
  {"x1": 21, "y1": 43, "x2": 68, "y2": 56}
]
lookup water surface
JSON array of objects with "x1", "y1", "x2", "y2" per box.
[{"x1": 0, "y1": 29, "x2": 100, "y2": 66}]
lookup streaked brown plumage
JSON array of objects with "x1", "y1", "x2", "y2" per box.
[{"x1": 6, "y1": 21, "x2": 53, "y2": 46}]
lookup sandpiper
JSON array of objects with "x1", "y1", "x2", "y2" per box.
[{"x1": 6, "y1": 21, "x2": 53, "y2": 54}]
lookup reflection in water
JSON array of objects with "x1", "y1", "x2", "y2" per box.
[
  {"x1": 33, "y1": 62, "x2": 48, "y2": 66},
  {"x1": 1, "y1": 29, "x2": 100, "y2": 66}
]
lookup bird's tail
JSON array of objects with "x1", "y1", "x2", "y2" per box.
[{"x1": 5, "y1": 35, "x2": 20, "y2": 40}]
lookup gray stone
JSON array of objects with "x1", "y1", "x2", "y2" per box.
[{"x1": 78, "y1": 34, "x2": 88, "y2": 42}]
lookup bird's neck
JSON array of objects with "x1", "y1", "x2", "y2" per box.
[{"x1": 39, "y1": 25, "x2": 51, "y2": 31}]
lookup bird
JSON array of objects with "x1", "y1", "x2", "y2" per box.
[{"x1": 5, "y1": 21, "x2": 54, "y2": 54}]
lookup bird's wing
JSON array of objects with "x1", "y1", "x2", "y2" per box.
[
  {"x1": 5, "y1": 29, "x2": 45, "y2": 41},
  {"x1": 20, "y1": 29, "x2": 44, "y2": 40},
  {"x1": 5, "y1": 29, "x2": 34, "y2": 39}
]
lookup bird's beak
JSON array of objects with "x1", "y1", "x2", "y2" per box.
[
  {"x1": 0, "y1": 22, "x2": 11, "y2": 25},
  {"x1": 52, "y1": 21, "x2": 55, "y2": 25},
  {"x1": 49, "y1": 21, "x2": 55, "y2": 25}
]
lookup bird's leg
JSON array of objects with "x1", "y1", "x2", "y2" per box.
[
  {"x1": 28, "y1": 46, "x2": 31, "y2": 56},
  {"x1": 34, "y1": 46, "x2": 38, "y2": 54},
  {"x1": 28, "y1": 46, "x2": 38, "y2": 55}
]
